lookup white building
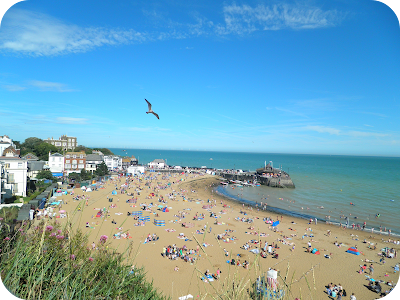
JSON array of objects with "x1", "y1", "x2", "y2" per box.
[
  {"x1": 127, "y1": 165, "x2": 145, "y2": 175},
  {"x1": 0, "y1": 157, "x2": 28, "y2": 200},
  {"x1": 48, "y1": 152, "x2": 64, "y2": 176},
  {"x1": 104, "y1": 155, "x2": 122, "y2": 171},
  {"x1": 0, "y1": 135, "x2": 17, "y2": 156},
  {"x1": 86, "y1": 154, "x2": 104, "y2": 173},
  {"x1": 148, "y1": 159, "x2": 166, "y2": 169}
]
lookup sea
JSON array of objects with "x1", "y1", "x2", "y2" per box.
[{"x1": 109, "y1": 149, "x2": 400, "y2": 236}]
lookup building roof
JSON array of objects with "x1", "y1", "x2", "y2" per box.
[
  {"x1": 2, "y1": 145, "x2": 19, "y2": 157},
  {"x1": 50, "y1": 152, "x2": 63, "y2": 157},
  {"x1": 86, "y1": 154, "x2": 103, "y2": 161},
  {"x1": 65, "y1": 151, "x2": 86, "y2": 156},
  {"x1": 151, "y1": 159, "x2": 165, "y2": 163},
  {"x1": 22, "y1": 153, "x2": 39, "y2": 160}
]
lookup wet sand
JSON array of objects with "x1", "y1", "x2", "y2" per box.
[{"x1": 55, "y1": 172, "x2": 400, "y2": 299}]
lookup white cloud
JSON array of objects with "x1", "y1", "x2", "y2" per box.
[
  {"x1": 216, "y1": 3, "x2": 342, "y2": 34},
  {"x1": 347, "y1": 131, "x2": 389, "y2": 138},
  {"x1": 56, "y1": 117, "x2": 88, "y2": 124},
  {"x1": 28, "y1": 80, "x2": 75, "y2": 92},
  {"x1": 302, "y1": 125, "x2": 390, "y2": 138},
  {"x1": 303, "y1": 125, "x2": 341, "y2": 135},
  {"x1": 0, "y1": 9, "x2": 146, "y2": 56},
  {"x1": 0, "y1": 4, "x2": 343, "y2": 56},
  {"x1": 2, "y1": 84, "x2": 26, "y2": 91}
]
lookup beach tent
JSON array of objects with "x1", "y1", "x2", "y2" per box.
[
  {"x1": 311, "y1": 248, "x2": 320, "y2": 255},
  {"x1": 86, "y1": 187, "x2": 92, "y2": 192},
  {"x1": 162, "y1": 207, "x2": 169, "y2": 212},
  {"x1": 178, "y1": 294, "x2": 193, "y2": 300},
  {"x1": 346, "y1": 247, "x2": 360, "y2": 255},
  {"x1": 112, "y1": 190, "x2": 117, "y2": 195}
]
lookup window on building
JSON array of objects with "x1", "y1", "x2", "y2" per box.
[
  {"x1": 66, "y1": 155, "x2": 70, "y2": 158},
  {"x1": 18, "y1": 162, "x2": 22, "y2": 168},
  {"x1": 79, "y1": 160, "x2": 83, "y2": 163},
  {"x1": 66, "y1": 160, "x2": 70, "y2": 163},
  {"x1": 8, "y1": 173, "x2": 14, "y2": 183},
  {"x1": 80, "y1": 154, "x2": 83, "y2": 158},
  {"x1": 4, "y1": 163, "x2": 10, "y2": 169},
  {"x1": 72, "y1": 160, "x2": 77, "y2": 164},
  {"x1": 73, "y1": 155, "x2": 76, "y2": 158}
]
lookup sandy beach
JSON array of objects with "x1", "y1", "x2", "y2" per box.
[{"x1": 51, "y1": 172, "x2": 399, "y2": 299}]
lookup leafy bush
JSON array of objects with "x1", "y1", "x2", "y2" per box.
[{"x1": 0, "y1": 220, "x2": 167, "y2": 300}]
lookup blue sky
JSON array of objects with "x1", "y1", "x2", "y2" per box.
[{"x1": 0, "y1": 0, "x2": 399, "y2": 156}]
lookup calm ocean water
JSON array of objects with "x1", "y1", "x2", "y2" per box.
[{"x1": 110, "y1": 148, "x2": 400, "y2": 235}]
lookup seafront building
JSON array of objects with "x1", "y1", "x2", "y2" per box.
[
  {"x1": 44, "y1": 135, "x2": 77, "y2": 151},
  {"x1": 0, "y1": 135, "x2": 18, "y2": 156},
  {"x1": 104, "y1": 155, "x2": 122, "y2": 171},
  {"x1": 0, "y1": 155, "x2": 27, "y2": 200},
  {"x1": 148, "y1": 159, "x2": 167, "y2": 169},
  {"x1": 64, "y1": 151, "x2": 86, "y2": 175},
  {"x1": 86, "y1": 154, "x2": 104, "y2": 173},
  {"x1": 122, "y1": 156, "x2": 138, "y2": 169},
  {"x1": 48, "y1": 152, "x2": 65, "y2": 177}
]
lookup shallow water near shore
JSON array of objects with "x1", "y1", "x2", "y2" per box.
[{"x1": 110, "y1": 148, "x2": 400, "y2": 235}]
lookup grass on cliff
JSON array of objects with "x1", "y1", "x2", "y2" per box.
[{"x1": 0, "y1": 218, "x2": 167, "y2": 300}]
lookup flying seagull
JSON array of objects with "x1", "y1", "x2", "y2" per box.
[{"x1": 145, "y1": 99, "x2": 159, "y2": 119}]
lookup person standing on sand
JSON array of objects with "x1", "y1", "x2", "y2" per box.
[
  {"x1": 350, "y1": 293, "x2": 356, "y2": 300},
  {"x1": 369, "y1": 264, "x2": 374, "y2": 275}
]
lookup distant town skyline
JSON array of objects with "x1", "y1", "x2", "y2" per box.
[{"x1": 1, "y1": 1, "x2": 399, "y2": 157}]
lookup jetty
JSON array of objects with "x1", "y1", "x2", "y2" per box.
[
  {"x1": 135, "y1": 163, "x2": 295, "y2": 188},
  {"x1": 215, "y1": 163, "x2": 295, "y2": 189}
]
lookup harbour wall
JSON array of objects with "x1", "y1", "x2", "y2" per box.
[{"x1": 216, "y1": 172, "x2": 295, "y2": 188}]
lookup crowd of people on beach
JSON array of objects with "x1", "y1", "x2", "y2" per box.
[
  {"x1": 161, "y1": 244, "x2": 198, "y2": 264},
  {"x1": 45, "y1": 171, "x2": 399, "y2": 300}
]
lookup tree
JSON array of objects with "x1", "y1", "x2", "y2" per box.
[
  {"x1": 68, "y1": 172, "x2": 81, "y2": 181},
  {"x1": 35, "y1": 143, "x2": 59, "y2": 161},
  {"x1": 74, "y1": 145, "x2": 93, "y2": 154},
  {"x1": 95, "y1": 162, "x2": 109, "y2": 176},
  {"x1": 36, "y1": 170, "x2": 54, "y2": 180},
  {"x1": 21, "y1": 137, "x2": 43, "y2": 156},
  {"x1": 80, "y1": 169, "x2": 92, "y2": 181}
]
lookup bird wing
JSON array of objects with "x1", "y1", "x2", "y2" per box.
[
  {"x1": 145, "y1": 99, "x2": 152, "y2": 111},
  {"x1": 152, "y1": 112, "x2": 160, "y2": 119}
]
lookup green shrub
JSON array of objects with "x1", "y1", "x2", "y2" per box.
[{"x1": 0, "y1": 220, "x2": 167, "y2": 300}]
